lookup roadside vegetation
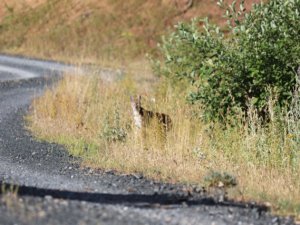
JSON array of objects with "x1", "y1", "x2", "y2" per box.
[
  {"x1": 29, "y1": 72, "x2": 300, "y2": 217},
  {"x1": 3, "y1": 0, "x2": 298, "y2": 220}
]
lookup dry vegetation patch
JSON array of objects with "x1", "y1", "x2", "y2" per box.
[
  {"x1": 28, "y1": 72, "x2": 300, "y2": 218},
  {"x1": 0, "y1": 0, "x2": 260, "y2": 63},
  {"x1": 0, "y1": 0, "x2": 45, "y2": 20}
]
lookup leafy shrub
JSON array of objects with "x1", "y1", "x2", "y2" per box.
[
  {"x1": 156, "y1": 0, "x2": 300, "y2": 121},
  {"x1": 204, "y1": 171, "x2": 237, "y2": 188},
  {"x1": 100, "y1": 108, "x2": 129, "y2": 143}
]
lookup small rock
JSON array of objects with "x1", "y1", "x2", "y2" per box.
[
  {"x1": 264, "y1": 202, "x2": 272, "y2": 208},
  {"x1": 218, "y1": 181, "x2": 224, "y2": 188},
  {"x1": 45, "y1": 195, "x2": 53, "y2": 201},
  {"x1": 127, "y1": 187, "x2": 136, "y2": 193},
  {"x1": 181, "y1": 201, "x2": 188, "y2": 207},
  {"x1": 132, "y1": 173, "x2": 143, "y2": 179},
  {"x1": 38, "y1": 210, "x2": 46, "y2": 218},
  {"x1": 60, "y1": 200, "x2": 69, "y2": 206},
  {"x1": 165, "y1": 216, "x2": 172, "y2": 223},
  {"x1": 272, "y1": 217, "x2": 279, "y2": 223},
  {"x1": 105, "y1": 169, "x2": 115, "y2": 174},
  {"x1": 193, "y1": 186, "x2": 203, "y2": 193}
]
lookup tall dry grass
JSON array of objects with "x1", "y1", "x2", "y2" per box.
[{"x1": 28, "y1": 72, "x2": 300, "y2": 218}]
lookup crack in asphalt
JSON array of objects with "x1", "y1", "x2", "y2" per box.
[{"x1": 0, "y1": 54, "x2": 295, "y2": 225}]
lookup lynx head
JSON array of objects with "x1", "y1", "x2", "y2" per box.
[
  {"x1": 130, "y1": 95, "x2": 142, "y2": 129},
  {"x1": 130, "y1": 95, "x2": 142, "y2": 111}
]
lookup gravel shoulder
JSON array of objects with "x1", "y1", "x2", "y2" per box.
[{"x1": 0, "y1": 55, "x2": 296, "y2": 225}]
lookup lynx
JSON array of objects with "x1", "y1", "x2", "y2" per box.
[{"x1": 130, "y1": 95, "x2": 172, "y2": 142}]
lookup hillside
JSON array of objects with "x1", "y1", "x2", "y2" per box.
[{"x1": 0, "y1": 0, "x2": 260, "y2": 63}]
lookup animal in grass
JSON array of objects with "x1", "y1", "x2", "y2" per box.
[{"x1": 130, "y1": 95, "x2": 172, "y2": 135}]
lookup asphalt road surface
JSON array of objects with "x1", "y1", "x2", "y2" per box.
[{"x1": 0, "y1": 54, "x2": 296, "y2": 225}]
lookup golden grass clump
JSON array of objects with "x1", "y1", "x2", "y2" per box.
[{"x1": 28, "y1": 73, "x2": 300, "y2": 218}]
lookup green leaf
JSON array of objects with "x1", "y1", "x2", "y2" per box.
[{"x1": 270, "y1": 21, "x2": 276, "y2": 28}]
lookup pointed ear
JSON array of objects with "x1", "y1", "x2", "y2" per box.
[{"x1": 138, "y1": 95, "x2": 142, "y2": 103}]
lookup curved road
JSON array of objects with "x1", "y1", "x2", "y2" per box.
[{"x1": 0, "y1": 54, "x2": 295, "y2": 225}]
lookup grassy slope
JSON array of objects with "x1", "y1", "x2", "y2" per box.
[{"x1": 0, "y1": 0, "x2": 260, "y2": 64}]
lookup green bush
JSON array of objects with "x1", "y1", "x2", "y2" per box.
[
  {"x1": 100, "y1": 109, "x2": 128, "y2": 143},
  {"x1": 156, "y1": 0, "x2": 300, "y2": 121},
  {"x1": 204, "y1": 171, "x2": 237, "y2": 188}
]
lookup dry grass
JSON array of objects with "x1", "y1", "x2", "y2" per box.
[
  {"x1": 0, "y1": 0, "x2": 45, "y2": 20},
  {"x1": 27, "y1": 70, "x2": 300, "y2": 218},
  {"x1": 0, "y1": 0, "x2": 261, "y2": 64}
]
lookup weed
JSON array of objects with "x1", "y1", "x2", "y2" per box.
[
  {"x1": 1, "y1": 183, "x2": 19, "y2": 196},
  {"x1": 1, "y1": 183, "x2": 19, "y2": 211},
  {"x1": 100, "y1": 108, "x2": 129, "y2": 143},
  {"x1": 204, "y1": 171, "x2": 237, "y2": 188}
]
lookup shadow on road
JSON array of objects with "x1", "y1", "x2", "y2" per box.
[{"x1": 0, "y1": 181, "x2": 268, "y2": 212}]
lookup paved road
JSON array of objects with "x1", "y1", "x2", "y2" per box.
[{"x1": 0, "y1": 54, "x2": 295, "y2": 225}]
